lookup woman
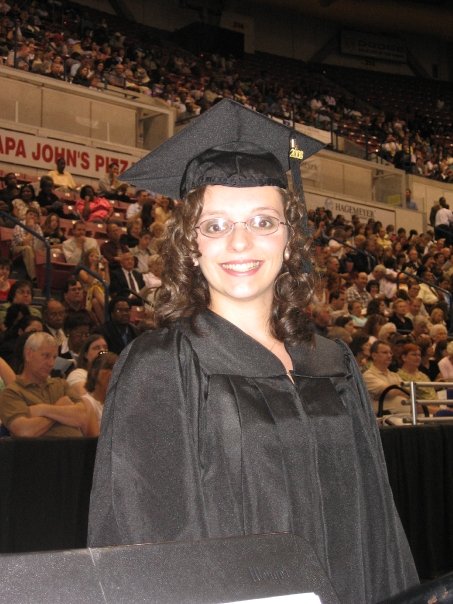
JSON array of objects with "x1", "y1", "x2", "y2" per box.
[
  {"x1": 11, "y1": 183, "x2": 41, "y2": 221},
  {"x1": 89, "y1": 100, "x2": 417, "y2": 601},
  {"x1": 125, "y1": 216, "x2": 143, "y2": 248},
  {"x1": 397, "y1": 343, "x2": 437, "y2": 415},
  {"x1": 349, "y1": 333, "x2": 371, "y2": 371},
  {"x1": 81, "y1": 351, "x2": 117, "y2": 435},
  {"x1": 363, "y1": 313, "x2": 388, "y2": 344},
  {"x1": 0, "y1": 311, "x2": 43, "y2": 368},
  {"x1": 66, "y1": 334, "x2": 108, "y2": 398},
  {"x1": 0, "y1": 280, "x2": 41, "y2": 327},
  {"x1": 11, "y1": 208, "x2": 45, "y2": 283},
  {"x1": 0, "y1": 258, "x2": 14, "y2": 303},
  {"x1": 42, "y1": 213, "x2": 66, "y2": 246},
  {"x1": 438, "y1": 341, "x2": 453, "y2": 381},
  {"x1": 78, "y1": 249, "x2": 109, "y2": 324},
  {"x1": 75, "y1": 185, "x2": 113, "y2": 223},
  {"x1": 416, "y1": 337, "x2": 438, "y2": 382}
]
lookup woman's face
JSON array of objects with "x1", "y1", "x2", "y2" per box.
[
  {"x1": 88, "y1": 250, "x2": 100, "y2": 264},
  {"x1": 402, "y1": 349, "x2": 421, "y2": 371},
  {"x1": 21, "y1": 187, "x2": 33, "y2": 201},
  {"x1": 431, "y1": 309, "x2": 444, "y2": 324},
  {"x1": 86, "y1": 338, "x2": 108, "y2": 364},
  {"x1": 23, "y1": 320, "x2": 43, "y2": 334},
  {"x1": 196, "y1": 185, "x2": 288, "y2": 314},
  {"x1": 361, "y1": 340, "x2": 371, "y2": 358},
  {"x1": 49, "y1": 215, "x2": 59, "y2": 230},
  {"x1": 13, "y1": 286, "x2": 32, "y2": 305},
  {"x1": 25, "y1": 212, "x2": 37, "y2": 226},
  {"x1": 0, "y1": 264, "x2": 10, "y2": 281},
  {"x1": 344, "y1": 320, "x2": 355, "y2": 334}
]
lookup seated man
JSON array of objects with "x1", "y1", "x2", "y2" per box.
[
  {"x1": 95, "y1": 297, "x2": 139, "y2": 355},
  {"x1": 109, "y1": 251, "x2": 146, "y2": 305},
  {"x1": 62, "y1": 221, "x2": 98, "y2": 264},
  {"x1": 0, "y1": 332, "x2": 94, "y2": 437},
  {"x1": 98, "y1": 162, "x2": 128, "y2": 200},
  {"x1": 100, "y1": 221, "x2": 129, "y2": 271},
  {"x1": 389, "y1": 299, "x2": 413, "y2": 334},
  {"x1": 47, "y1": 157, "x2": 77, "y2": 191},
  {"x1": 363, "y1": 340, "x2": 407, "y2": 415},
  {"x1": 345, "y1": 272, "x2": 371, "y2": 309}
]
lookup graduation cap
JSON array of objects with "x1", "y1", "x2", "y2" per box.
[{"x1": 122, "y1": 99, "x2": 325, "y2": 203}]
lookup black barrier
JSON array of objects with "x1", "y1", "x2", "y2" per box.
[{"x1": 1, "y1": 428, "x2": 453, "y2": 580}]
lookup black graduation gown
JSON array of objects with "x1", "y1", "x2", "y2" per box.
[{"x1": 88, "y1": 310, "x2": 418, "y2": 603}]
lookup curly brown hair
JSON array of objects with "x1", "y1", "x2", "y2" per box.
[{"x1": 155, "y1": 186, "x2": 315, "y2": 344}]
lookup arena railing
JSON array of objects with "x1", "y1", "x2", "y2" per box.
[{"x1": 400, "y1": 381, "x2": 453, "y2": 426}]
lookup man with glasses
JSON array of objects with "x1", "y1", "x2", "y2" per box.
[{"x1": 363, "y1": 340, "x2": 406, "y2": 415}]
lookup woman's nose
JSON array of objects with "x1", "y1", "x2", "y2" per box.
[{"x1": 226, "y1": 222, "x2": 253, "y2": 251}]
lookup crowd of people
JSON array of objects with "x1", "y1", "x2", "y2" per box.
[
  {"x1": 0, "y1": 155, "x2": 171, "y2": 436},
  {"x1": 0, "y1": 151, "x2": 452, "y2": 433},
  {"x1": 308, "y1": 202, "x2": 453, "y2": 418},
  {"x1": 0, "y1": 2, "x2": 452, "y2": 435},
  {"x1": 0, "y1": 0, "x2": 451, "y2": 182}
]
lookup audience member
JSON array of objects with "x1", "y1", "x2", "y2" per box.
[
  {"x1": 60, "y1": 311, "x2": 92, "y2": 369},
  {"x1": 100, "y1": 221, "x2": 129, "y2": 270},
  {"x1": 11, "y1": 183, "x2": 41, "y2": 221},
  {"x1": 109, "y1": 251, "x2": 146, "y2": 304},
  {"x1": 397, "y1": 343, "x2": 437, "y2": 414},
  {"x1": 62, "y1": 221, "x2": 98, "y2": 264},
  {"x1": 438, "y1": 341, "x2": 453, "y2": 381},
  {"x1": 0, "y1": 280, "x2": 41, "y2": 326},
  {"x1": 42, "y1": 298, "x2": 67, "y2": 350},
  {"x1": 11, "y1": 208, "x2": 44, "y2": 283},
  {"x1": 98, "y1": 162, "x2": 127, "y2": 199},
  {"x1": 95, "y1": 296, "x2": 139, "y2": 354},
  {"x1": 81, "y1": 351, "x2": 117, "y2": 435},
  {"x1": 0, "y1": 258, "x2": 14, "y2": 303},
  {"x1": 75, "y1": 185, "x2": 113, "y2": 223},
  {"x1": 126, "y1": 189, "x2": 151, "y2": 219},
  {"x1": 363, "y1": 340, "x2": 407, "y2": 415},
  {"x1": 78, "y1": 249, "x2": 110, "y2": 324},
  {"x1": 66, "y1": 334, "x2": 108, "y2": 398},
  {"x1": 63, "y1": 278, "x2": 88, "y2": 315},
  {"x1": 42, "y1": 213, "x2": 66, "y2": 246},
  {"x1": 0, "y1": 332, "x2": 92, "y2": 437},
  {"x1": 349, "y1": 333, "x2": 371, "y2": 371},
  {"x1": 47, "y1": 157, "x2": 77, "y2": 191},
  {"x1": 389, "y1": 299, "x2": 413, "y2": 333}
]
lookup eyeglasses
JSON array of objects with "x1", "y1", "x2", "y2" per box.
[{"x1": 196, "y1": 215, "x2": 288, "y2": 238}]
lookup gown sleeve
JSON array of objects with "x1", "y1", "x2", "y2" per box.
[{"x1": 88, "y1": 327, "x2": 208, "y2": 547}]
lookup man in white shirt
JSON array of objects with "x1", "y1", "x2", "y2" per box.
[
  {"x1": 62, "y1": 221, "x2": 98, "y2": 264},
  {"x1": 434, "y1": 198, "x2": 453, "y2": 245},
  {"x1": 363, "y1": 341, "x2": 406, "y2": 415},
  {"x1": 126, "y1": 189, "x2": 151, "y2": 219}
]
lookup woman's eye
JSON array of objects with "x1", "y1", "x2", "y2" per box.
[
  {"x1": 205, "y1": 220, "x2": 228, "y2": 233},
  {"x1": 252, "y1": 216, "x2": 275, "y2": 230}
]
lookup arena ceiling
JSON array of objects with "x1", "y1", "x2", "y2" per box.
[{"x1": 243, "y1": 0, "x2": 453, "y2": 39}]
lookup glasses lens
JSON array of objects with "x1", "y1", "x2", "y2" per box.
[
  {"x1": 199, "y1": 218, "x2": 232, "y2": 238},
  {"x1": 248, "y1": 215, "x2": 280, "y2": 234}
]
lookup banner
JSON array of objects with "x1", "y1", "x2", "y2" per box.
[
  {"x1": 0, "y1": 129, "x2": 141, "y2": 178},
  {"x1": 341, "y1": 30, "x2": 407, "y2": 63},
  {"x1": 305, "y1": 191, "x2": 396, "y2": 226}
]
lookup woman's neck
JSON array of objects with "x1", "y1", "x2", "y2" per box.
[{"x1": 209, "y1": 299, "x2": 274, "y2": 345}]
